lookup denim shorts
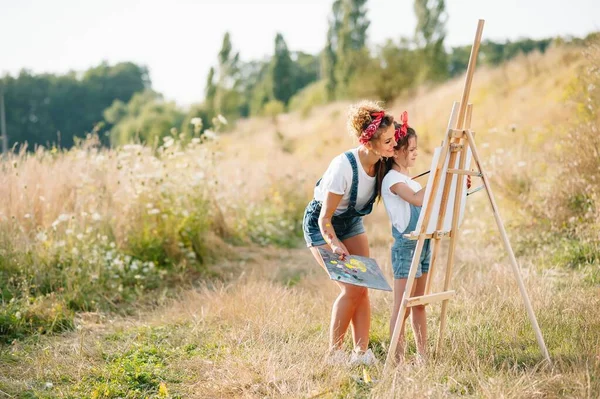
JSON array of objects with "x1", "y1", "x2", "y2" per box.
[
  {"x1": 391, "y1": 239, "x2": 431, "y2": 279},
  {"x1": 303, "y1": 207, "x2": 366, "y2": 247}
]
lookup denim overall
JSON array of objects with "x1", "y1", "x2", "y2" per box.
[
  {"x1": 391, "y1": 202, "x2": 431, "y2": 279},
  {"x1": 303, "y1": 151, "x2": 377, "y2": 247}
]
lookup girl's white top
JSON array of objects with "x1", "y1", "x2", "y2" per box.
[
  {"x1": 313, "y1": 147, "x2": 376, "y2": 216},
  {"x1": 381, "y1": 169, "x2": 422, "y2": 233}
]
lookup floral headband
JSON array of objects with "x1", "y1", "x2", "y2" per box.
[
  {"x1": 395, "y1": 111, "x2": 409, "y2": 142},
  {"x1": 359, "y1": 111, "x2": 385, "y2": 145}
]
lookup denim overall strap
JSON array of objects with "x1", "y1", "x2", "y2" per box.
[
  {"x1": 343, "y1": 151, "x2": 359, "y2": 210},
  {"x1": 392, "y1": 203, "x2": 422, "y2": 246}
]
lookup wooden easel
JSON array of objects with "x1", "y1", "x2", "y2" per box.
[{"x1": 384, "y1": 20, "x2": 551, "y2": 371}]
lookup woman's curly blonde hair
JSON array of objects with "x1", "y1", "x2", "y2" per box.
[{"x1": 346, "y1": 100, "x2": 394, "y2": 142}]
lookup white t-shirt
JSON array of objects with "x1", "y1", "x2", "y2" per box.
[
  {"x1": 382, "y1": 169, "x2": 423, "y2": 233},
  {"x1": 313, "y1": 148, "x2": 376, "y2": 216}
]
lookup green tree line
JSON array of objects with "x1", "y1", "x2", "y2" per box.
[{"x1": 1, "y1": 0, "x2": 594, "y2": 149}]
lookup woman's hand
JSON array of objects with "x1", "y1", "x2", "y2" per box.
[{"x1": 331, "y1": 241, "x2": 350, "y2": 261}]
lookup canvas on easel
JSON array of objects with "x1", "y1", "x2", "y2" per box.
[{"x1": 384, "y1": 19, "x2": 551, "y2": 372}]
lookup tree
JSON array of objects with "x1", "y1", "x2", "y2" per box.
[
  {"x1": 271, "y1": 33, "x2": 294, "y2": 106},
  {"x1": 334, "y1": 0, "x2": 370, "y2": 97},
  {"x1": 321, "y1": 0, "x2": 342, "y2": 100},
  {"x1": 105, "y1": 90, "x2": 185, "y2": 146},
  {"x1": 213, "y1": 32, "x2": 241, "y2": 116},
  {"x1": 414, "y1": 0, "x2": 449, "y2": 82},
  {"x1": 1, "y1": 62, "x2": 148, "y2": 149},
  {"x1": 204, "y1": 67, "x2": 217, "y2": 113}
]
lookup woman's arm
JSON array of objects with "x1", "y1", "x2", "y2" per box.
[{"x1": 318, "y1": 192, "x2": 350, "y2": 259}]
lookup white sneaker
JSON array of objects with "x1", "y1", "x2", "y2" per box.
[
  {"x1": 349, "y1": 348, "x2": 378, "y2": 366},
  {"x1": 326, "y1": 349, "x2": 348, "y2": 365}
]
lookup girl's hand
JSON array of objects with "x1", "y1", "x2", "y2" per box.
[{"x1": 331, "y1": 242, "x2": 350, "y2": 261}]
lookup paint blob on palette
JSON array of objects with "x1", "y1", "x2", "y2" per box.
[{"x1": 318, "y1": 248, "x2": 392, "y2": 292}]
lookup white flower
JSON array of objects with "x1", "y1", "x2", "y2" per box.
[
  {"x1": 36, "y1": 232, "x2": 48, "y2": 241},
  {"x1": 217, "y1": 114, "x2": 228, "y2": 125},
  {"x1": 39, "y1": 196, "x2": 46, "y2": 202},
  {"x1": 76, "y1": 233, "x2": 84, "y2": 240},
  {"x1": 517, "y1": 161, "x2": 527, "y2": 167},
  {"x1": 203, "y1": 130, "x2": 217, "y2": 140},
  {"x1": 15, "y1": 311, "x2": 22, "y2": 319},
  {"x1": 71, "y1": 248, "x2": 79, "y2": 256},
  {"x1": 191, "y1": 117, "x2": 203, "y2": 126},
  {"x1": 163, "y1": 136, "x2": 174, "y2": 148},
  {"x1": 56, "y1": 240, "x2": 66, "y2": 247},
  {"x1": 24, "y1": 213, "x2": 31, "y2": 219},
  {"x1": 51, "y1": 220, "x2": 60, "y2": 229},
  {"x1": 58, "y1": 214, "x2": 70, "y2": 222},
  {"x1": 148, "y1": 208, "x2": 160, "y2": 215},
  {"x1": 191, "y1": 138, "x2": 201, "y2": 144},
  {"x1": 91, "y1": 212, "x2": 102, "y2": 221},
  {"x1": 65, "y1": 229, "x2": 73, "y2": 235}
]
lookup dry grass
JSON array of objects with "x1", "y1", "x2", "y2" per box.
[{"x1": 1, "y1": 44, "x2": 599, "y2": 398}]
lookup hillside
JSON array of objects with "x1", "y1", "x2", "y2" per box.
[{"x1": 1, "y1": 44, "x2": 598, "y2": 398}]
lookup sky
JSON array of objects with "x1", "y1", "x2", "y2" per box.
[{"x1": 2, "y1": 0, "x2": 599, "y2": 106}]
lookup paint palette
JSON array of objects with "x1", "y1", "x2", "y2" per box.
[{"x1": 318, "y1": 248, "x2": 392, "y2": 292}]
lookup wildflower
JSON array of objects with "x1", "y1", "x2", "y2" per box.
[
  {"x1": 36, "y1": 232, "x2": 48, "y2": 242},
  {"x1": 203, "y1": 130, "x2": 217, "y2": 140},
  {"x1": 163, "y1": 136, "x2": 174, "y2": 148},
  {"x1": 58, "y1": 214, "x2": 70, "y2": 222},
  {"x1": 148, "y1": 208, "x2": 160, "y2": 215},
  {"x1": 65, "y1": 229, "x2": 73, "y2": 235},
  {"x1": 217, "y1": 114, "x2": 228, "y2": 125},
  {"x1": 91, "y1": 212, "x2": 102, "y2": 221}
]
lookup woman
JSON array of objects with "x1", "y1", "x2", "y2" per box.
[{"x1": 302, "y1": 100, "x2": 396, "y2": 365}]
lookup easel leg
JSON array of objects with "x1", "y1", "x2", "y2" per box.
[
  {"x1": 384, "y1": 238, "x2": 426, "y2": 372},
  {"x1": 466, "y1": 130, "x2": 551, "y2": 364},
  {"x1": 424, "y1": 240, "x2": 439, "y2": 295},
  {"x1": 436, "y1": 105, "x2": 472, "y2": 357}
]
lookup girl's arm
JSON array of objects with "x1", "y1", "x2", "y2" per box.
[
  {"x1": 319, "y1": 192, "x2": 350, "y2": 259},
  {"x1": 391, "y1": 175, "x2": 472, "y2": 207},
  {"x1": 390, "y1": 182, "x2": 425, "y2": 207}
]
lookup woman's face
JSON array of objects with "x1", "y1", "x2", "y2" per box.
[
  {"x1": 395, "y1": 137, "x2": 418, "y2": 167},
  {"x1": 369, "y1": 125, "x2": 396, "y2": 158}
]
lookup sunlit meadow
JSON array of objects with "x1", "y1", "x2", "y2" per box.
[{"x1": 1, "y1": 44, "x2": 599, "y2": 398}]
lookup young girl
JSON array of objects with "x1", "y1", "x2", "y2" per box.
[
  {"x1": 381, "y1": 112, "x2": 430, "y2": 363},
  {"x1": 303, "y1": 100, "x2": 397, "y2": 365}
]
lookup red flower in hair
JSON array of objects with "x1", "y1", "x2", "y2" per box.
[
  {"x1": 395, "y1": 111, "x2": 409, "y2": 142},
  {"x1": 359, "y1": 111, "x2": 385, "y2": 144}
]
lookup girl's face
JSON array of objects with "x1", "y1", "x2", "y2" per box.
[
  {"x1": 394, "y1": 137, "x2": 418, "y2": 168},
  {"x1": 368, "y1": 125, "x2": 397, "y2": 158}
]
